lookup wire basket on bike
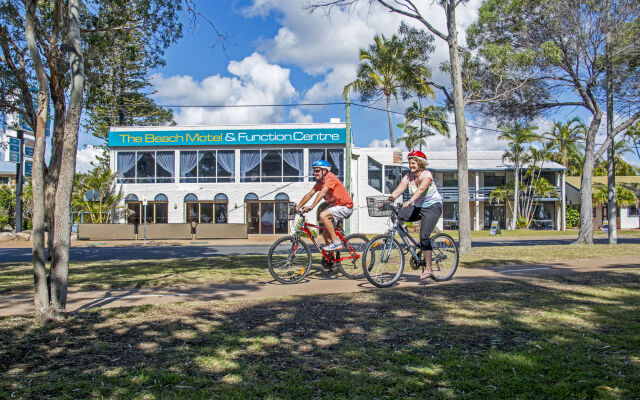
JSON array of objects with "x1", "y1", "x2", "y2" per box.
[
  {"x1": 285, "y1": 202, "x2": 298, "y2": 220},
  {"x1": 366, "y1": 196, "x2": 396, "y2": 217}
]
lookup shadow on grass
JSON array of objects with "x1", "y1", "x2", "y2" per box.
[{"x1": 1, "y1": 271, "x2": 639, "y2": 398}]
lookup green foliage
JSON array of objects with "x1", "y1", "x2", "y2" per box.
[
  {"x1": 83, "y1": 0, "x2": 181, "y2": 144},
  {"x1": 566, "y1": 208, "x2": 580, "y2": 228},
  {"x1": 0, "y1": 185, "x2": 15, "y2": 228},
  {"x1": 344, "y1": 24, "x2": 436, "y2": 145},
  {"x1": 71, "y1": 159, "x2": 122, "y2": 223},
  {"x1": 516, "y1": 215, "x2": 529, "y2": 229},
  {"x1": 592, "y1": 184, "x2": 639, "y2": 207}
]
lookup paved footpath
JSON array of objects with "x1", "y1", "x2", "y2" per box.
[{"x1": 1, "y1": 255, "x2": 638, "y2": 317}]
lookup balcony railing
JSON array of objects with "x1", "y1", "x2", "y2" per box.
[{"x1": 438, "y1": 186, "x2": 562, "y2": 202}]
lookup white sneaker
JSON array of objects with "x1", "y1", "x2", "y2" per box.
[{"x1": 324, "y1": 241, "x2": 343, "y2": 251}]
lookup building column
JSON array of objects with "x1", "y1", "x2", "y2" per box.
[
  {"x1": 474, "y1": 172, "x2": 480, "y2": 231},
  {"x1": 561, "y1": 171, "x2": 566, "y2": 230}
]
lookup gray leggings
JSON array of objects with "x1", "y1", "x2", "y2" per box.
[{"x1": 397, "y1": 202, "x2": 443, "y2": 250}]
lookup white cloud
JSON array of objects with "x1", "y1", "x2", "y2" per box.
[
  {"x1": 151, "y1": 53, "x2": 297, "y2": 125},
  {"x1": 243, "y1": 0, "x2": 483, "y2": 101},
  {"x1": 288, "y1": 108, "x2": 314, "y2": 123},
  {"x1": 75, "y1": 146, "x2": 102, "y2": 173}
]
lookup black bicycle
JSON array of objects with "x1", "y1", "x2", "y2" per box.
[{"x1": 361, "y1": 196, "x2": 459, "y2": 288}]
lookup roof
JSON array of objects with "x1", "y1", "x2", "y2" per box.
[
  {"x1": 566, "y1": 176, "x2": 640, "y2": 199},
  {"x1": 410, "y1": 151, "x2": 566, "y2": 171},
  {"x1": 566, "y1": 176, "x2": 640, "y2": 188}
]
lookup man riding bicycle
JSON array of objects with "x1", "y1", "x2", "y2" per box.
[{"x1": 296, "y1": 159, "x2": 353, "y2": 251}]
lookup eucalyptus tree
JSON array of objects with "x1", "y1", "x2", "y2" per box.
[
  {"x1": 310, "y1": 0, "x2": 484, "y2": 254},
  {"x1": 343, "y1": 33, "x2": 434, "y2": 146},
  {"x1": 498, "y1": 123, "x2": 538, "y2": 229},
  {"x1": 466, "y1": 0, "x2": 640, "y2": 244},
  {"x1": 0, "y1": 0, "x2": 197, "y2": 319}
]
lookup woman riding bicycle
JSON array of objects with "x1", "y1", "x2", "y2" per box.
[{"x1": 387, "y1": 150, "x2": 443, "y2": 280}]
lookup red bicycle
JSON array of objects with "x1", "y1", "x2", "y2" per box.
[{"x1": 267, "y1": 203, "x2": 369, "y2": 284}]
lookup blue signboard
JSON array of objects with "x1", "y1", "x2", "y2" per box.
[
  {"x1": 108, "y1": 127, "x2": 346, "y2": 147},
  {"x1": 9, "y1": 137, "x2": 20, "y2": 163},
  {"x1": 24, "y1": 139, "x2": 34, "y2": 157},
  {"x1": 24, "y1": 160, "x2": 32, "y2": 177}
]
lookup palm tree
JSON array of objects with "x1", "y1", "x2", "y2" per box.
[
  {"x1": 593, "y1": 184, "x2": 638, "y2": 207},
  {"x1": 343, "y1": 34, "x2": 434, "y2": 146},
  {"x1": 403, "y1": 102, "x2": 449, "y2": 150},
  {"x1": 396, "y1": 123, "x2": 425, "y2": 151},
  {"x1": 543, "y1": 118, "x2": 586, "y2": 175},
  {"x1": 594, "y1": 138, "x2": 639, "y2": 176},
  {"x1": 499, "y1": 123, "x2": 538, "y2": 229},
  {"x1": 489, "y1": 181, "x2": 514, "y2": 218}
]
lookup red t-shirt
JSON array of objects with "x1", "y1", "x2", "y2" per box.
[{"x1": 313, "y1": 172, "x2": 353, "y2": 208}]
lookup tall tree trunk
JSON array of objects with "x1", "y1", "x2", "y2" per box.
[
  {"x1": 49, "y1": 0, "x2": 85, "y2": 312},
  {"x1": 25, "y1": 0, "x2": 49, "y2": 314},
  {"x1": 386, "y1": 95, "x2": 395, "y2": 147},
  {"x1": 576, "y1": 114, "x2": 602, "y2": 244},
  {"x1": 45, "y1": 67, "x2": 68, "y2": 260},
  {"x1": 512, "y1": 162, "x2": 519, "y2": 230},
  {"x1": 605, "y1": 30, "x2": 617, "y2": 245},
  {"x1": 446, "y1": 1, "x2": 471, "y2": 253}
]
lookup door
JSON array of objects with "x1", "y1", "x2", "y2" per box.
[
  {"x1": 246, "y1": 202, "x2": 260, "y2": 234},
  {"x1": 126, "y1": 202, "x2": 141, "y2": 225},
  {"x1": 484, "y1": 205, "x2": 505, "y2": 229},
  {"x1": 260, "y1": 202, "x2": 274, "y2": 234}
]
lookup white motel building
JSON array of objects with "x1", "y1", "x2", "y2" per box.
[{"x1": 108, "y1": 120, "x2": 568, "y2": 236}]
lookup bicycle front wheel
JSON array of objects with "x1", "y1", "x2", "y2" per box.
[
  {"x1": 362, "y1": 235, "x2": 404, "y2": 288},
  {"x1": 267, "y1": 236, "x2": 312, "y2": 284},
  {"x1": 337, "y1": 233, "x2": 369, "y2": 280},
  {"x1": 429, "y1": 233, "x2": 458, "y2": 281}
]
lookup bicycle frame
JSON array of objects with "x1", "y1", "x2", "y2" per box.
[
  {"x1": 293, "y1": 214, "x2": 361, "y2": 264},
  {"x1": 381, "y1": 216, "x2": 422, "y2": 263}
]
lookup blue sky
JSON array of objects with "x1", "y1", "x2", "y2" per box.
[{"x1": 69, "y1": 0, "x2": 639, "y2": 171}]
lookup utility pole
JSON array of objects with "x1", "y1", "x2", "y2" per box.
[
  {"x1": 15, "y1": 130, "x2": 24, "y2": 233},
  {"x1": 345, "y1": 99, "x2": 352, "y2": 234}
]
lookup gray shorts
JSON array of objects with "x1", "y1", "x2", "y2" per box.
[{"x1": 328, "y1": 205, "x2": 353, "y2": 227}]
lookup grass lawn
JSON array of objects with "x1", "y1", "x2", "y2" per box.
[
  {"x1": 439, "y1": 228, "x2": 640, "y2": 239},
  {"x1": 1, "y1": 270, "x2": 639, "y2": 398},
  {"x1": 2, "y1": 244, "x2": 640, "y2": 295}
]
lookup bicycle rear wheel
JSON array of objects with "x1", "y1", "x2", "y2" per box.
[
  {"x1": 337, "y1": 233, "x2": 369, "y2": 280},
  {"x1": 267, "y1": 236, "x2": 312, "y2": 284},
  {"x1": 429, "y1": 233, "x2": 458, "y2": 281},
  {"x1": 362, "y1": 235, "x2": 404, "y2": 288}
]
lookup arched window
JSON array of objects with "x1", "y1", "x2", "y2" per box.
[
  {"x1": 154, "y1": 193, "x2": 168, "y2": 202},
  {"x1": 244, "y1": 193, "x2": 258, "y2": 201},
  {"x1": 275, "y1": 193, "x2": 289, "y2": 201},
  {"x1": 124, "y1": 194, "x2": 140, "y2": 224},
  {"x1": 143, "y1": 193, "x2": 169, "y2": 223},
  {"x1": 213, "y1": 193, "x2": 229, "y2": 223},
  {"x1": 214, "y1": 193, "x2": 228, "y2": 202},
  {"x1": 184, "y1": 193, "x2": 198, "y2": 202}
]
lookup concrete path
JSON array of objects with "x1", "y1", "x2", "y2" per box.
[{"x1": 1, "y1": 255, "x2": 638, "y2": 317}]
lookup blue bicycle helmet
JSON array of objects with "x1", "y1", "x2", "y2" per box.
[{"x1": 311, "y1": 159, "x2": 331, "y2": 170}]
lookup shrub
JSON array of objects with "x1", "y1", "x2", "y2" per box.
[{"x1": 566, "y1": 208, "x2": 580, "y2": 228}]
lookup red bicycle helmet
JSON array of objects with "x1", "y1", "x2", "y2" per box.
[{"x1": 408, "y1": 150, "x2": 427, "y2": 161}]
